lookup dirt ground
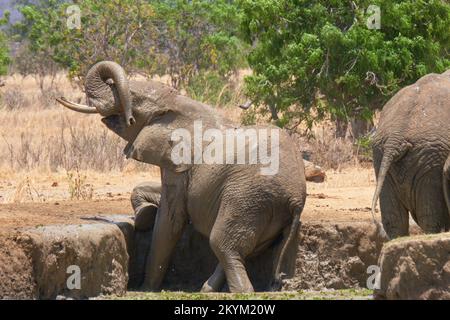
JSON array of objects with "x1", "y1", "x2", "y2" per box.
[{"x1": 0, "y1": 167, "x2": 382, "y2": 230}]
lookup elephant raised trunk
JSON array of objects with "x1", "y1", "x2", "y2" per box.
[{"x1": 56, "y1": 61, "x2": 135, "y2": 126}]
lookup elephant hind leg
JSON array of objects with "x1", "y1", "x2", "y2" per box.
[
  {"x1": 201, "y1": 264, "x2": 226, "y2": 293},
  {"x1": 415, "y1": 171, "x2": 450, "y2": 233},
  {"x1": 380, "y1": 177, "x2": 409, "y2": 238},
  {"x1": 201, "y1": 237, "x2": 278, "y2": 293},
  {"x1": 270, "y1": 221, "x2": 301, "y2": 290},
  {"x1": 131, "y1": 181, "x2": 161, "y2": 231},
  {"x1": 209, "y1": 211, "x2": 259, "y2": 293}
]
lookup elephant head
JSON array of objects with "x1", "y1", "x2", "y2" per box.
[
  {"x1": 57, "y1": 61, "x2": 135, "y2": 126},
  {"x1": 56, "y1": 60, "x2": 215, "y2": 172}
]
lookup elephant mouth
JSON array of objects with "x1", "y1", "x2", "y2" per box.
[
  {"x1": 101, "y1": 114, "x2": 132, "y2": 140},
  {"x1": 101, "y1": 114, "x2": 141, "y2": 155}
]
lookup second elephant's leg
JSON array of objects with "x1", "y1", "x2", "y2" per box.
[
  {"x1": 380, "y1": 177, "x2": 409, "y2": 238},
  {"x1": 414, "y1": 170, "x2": 450, "y2": 233},
  {"x1": 201, "y1": 264, "x2": 226, "y2": 293}
]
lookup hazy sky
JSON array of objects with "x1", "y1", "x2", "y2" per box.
[{"x1": 0, "y1": 0, "x2": 22, "y2": 24}]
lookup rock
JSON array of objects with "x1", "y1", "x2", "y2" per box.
[
  {"x1": 19, "y1": 224, "x2": 129, "y2": 299},
  {"x1": 303, "y1": 160, "x2": 326, "y2": 182},
  {"x1": 375, "y1": 232, "x2": 450, "y2": 300}
]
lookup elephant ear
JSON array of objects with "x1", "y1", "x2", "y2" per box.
[{"x1": 124, "y1": 110, "x2": 192, "y2": 173}]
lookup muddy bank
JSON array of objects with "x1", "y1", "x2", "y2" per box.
[
  {"x1": 0, "y1": 217, "x2": 421, "y2": 299},
  {"x1": 95, "y1": 217, "x2": 394, "y2": 292},
  {"x1": 0, "y1": 224, "x2": 128, "y2": 299},
  {"x1": 375, "y1": 232, "x2": 450, "y2": 300}
]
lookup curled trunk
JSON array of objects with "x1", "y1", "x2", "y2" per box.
[
  {"x1": 56, "y1": 61, "x2": 135, "y2": 126},
  {"x1": 85, "y1": 61, "x2": 135, "y2": 126}
]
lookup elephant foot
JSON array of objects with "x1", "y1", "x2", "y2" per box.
[
  {"x1": 269, "y1": 277, "x2": 283, "y2": 292},
  {"x1": 201, "y1": 264, "x2": 226, "y2": 293},
  {"x1": 200, "y1": 282, "x2": 216, "y2": 293}
]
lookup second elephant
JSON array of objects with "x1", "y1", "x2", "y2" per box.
[{"x1": 372, "y1": 70, "x2": 450, "y2": 238}]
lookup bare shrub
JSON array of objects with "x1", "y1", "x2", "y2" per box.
[
  {"x1": 51, "y1": 117, "x2": 128, "y2": 171},
  {"x1": 292, "y1": 132, "x2": 356, "y2": 170},
  {"x1": 9, "y1": 177, "x2": 46, "y2": 203},
  {"x1": 1, "y1": 88, "x2": 30, "y2": 110},
  {"x1": 0, "y1": 115, "x2": 131, "y2": 172},
  {"x1": 308, "y1": 137, "x2": 355, "y2": 170},
  {"x1": 38, "y1": 88, "x2": 65, "y2": 109}
]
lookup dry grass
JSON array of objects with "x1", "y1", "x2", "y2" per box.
[
  {"x1": 0, "y1": 74, "x2": 155, "y2": 174},
  {"x1": 0, "y1": 74, "x2": 160, "y2": 203}
]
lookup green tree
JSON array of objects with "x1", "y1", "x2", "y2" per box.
[
  {"x1": 12, "y1": 0, "x2": 69, "y2": 90},
  {"x1": 0, "y1": 11, "x2": 11, "y2": 76},
  {"x1": 12, "y1": 0, "x2": 248, "y2": 94},
  {"x1": 14, "y1": 0, "x2": 158, "y2": 83},
  {"x1": 150, "y1": 0, "x2": 248, "y2": 89},
  {"x1": 240, "y1": 0, "x2": 450, "y2": 135}
]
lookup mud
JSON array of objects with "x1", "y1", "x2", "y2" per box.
[
  {"x1": 1, "y1": 217, "x2": 398, "y2": 298},
  {"x1": 108, "y1": 217, "x2": 402, "y2": 292},
  {"x1": 0, "y1": 231, "x2": 36, "y2": 299}
]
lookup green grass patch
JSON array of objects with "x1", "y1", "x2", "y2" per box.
[{"x1": 103, "y1": 289, "x2": 374, "y2": 300}]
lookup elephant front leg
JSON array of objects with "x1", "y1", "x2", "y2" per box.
[
  {"x1": 131, "y1": 181, "x2": 161, "y2": 231},
  {"x1": 141, "y1": 171, "x2": 188, "y2": 291}
]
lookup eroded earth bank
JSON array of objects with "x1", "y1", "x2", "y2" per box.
[{"x1": 0, "y1": 170, "x2": 448, "y2": 299}]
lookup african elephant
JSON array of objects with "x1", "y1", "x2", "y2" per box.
[
  {"x1": 371, "y1": 70, "x2": 450, "y2": 239},
  {"x1": 57, "y1": 61, "x2": 307, "y2": 292}
]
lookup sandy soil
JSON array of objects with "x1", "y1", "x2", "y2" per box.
[{"x1": 0, "y1": 167, "x2": 384, "y2": 230}]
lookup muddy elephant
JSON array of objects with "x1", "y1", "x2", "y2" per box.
[
  {"x1": 372, "y1": 70, "x2": 450, "y2": 239},
  {"x1": 57, "y1": 61, "x2": 307, "y2": 292}
]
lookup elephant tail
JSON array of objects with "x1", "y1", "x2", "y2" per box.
[
  {"x1": 442, "y1": 157, "x2": 450, "y2": 219},
  {"x1": 371, "y1": 141, "x2": 411, "y2": 240},
  {"x1": 272, "y1": 205, "x2": 302, "y2": 289}
]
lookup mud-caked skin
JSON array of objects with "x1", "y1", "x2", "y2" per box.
[
  {"x1": 372, "y1": 70, "x2": 450, "y2": 239},
  {"x1": 57, "y1": 61, "x2": 307, "y2": 293}
]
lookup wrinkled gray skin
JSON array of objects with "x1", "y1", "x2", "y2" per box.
[
  {"x1": 57, "y1": 61, "x2": 307, "y2": 292},
  {"x1": 131, "y1": 181, "x2": 161, "y2": 232},
  {"x1": 372, "y1": 70, "x2": 450, "y2": 239}
]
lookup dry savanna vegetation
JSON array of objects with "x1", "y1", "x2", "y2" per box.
[{"x1": 0, "y1": 73, "x2": 375, "y2": 205}]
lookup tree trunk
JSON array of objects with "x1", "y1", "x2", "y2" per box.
[
  {"x1": 334, "y1": 118, "x2": 348, "y2": 139},
  {"x1": 350, "y1": 118, "x2": 373, "y2": 140},
  {"x1": 268, "y1": 104, "x2": 279, "y2": 121}
]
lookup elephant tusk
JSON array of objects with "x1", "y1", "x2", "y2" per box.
[{"x1": 56, "y1": 97, "x2": 99, "y2": 114}]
